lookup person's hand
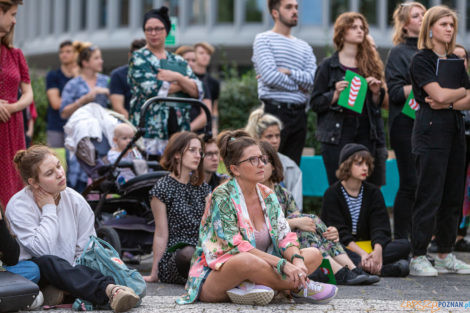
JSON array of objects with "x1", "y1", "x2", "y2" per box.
[
  {"x1": 169, "y1": 82, "x2": 182, "y2": 94},
  {"x1": 32, "y1": 186, "x2": 55, "y2": 209},
  {"x1": 0, "y1": 100, "x2": 11, "y2": 123},
  {"x1": 93, "y1": 87, "x2": 110, "y2": 96},
  {"x1": 282, "y1": 260, "x2": 308, "y2": 289},
  {"x1": 292, "y1": 257, "x2": 308, "y2": 275},
  {"x1": 425, "y1": 96, "x2": 448, "y2": 110},
  {"x1": 80, "y1": 90, "x2": 97, "y2": 105},
  {"x1": 366, "y1": 77, "x2": 382, "y2": 95},
  {"x1": 335, "y1": 80, "x2": 349, "y2": 94},
  {"x1": 323, "y1": 226, "x2": 339, "y2": 242},
  {"x1": 157, "y1": 69, "x2": 182, "y2": 82},
  {"x1": 278, "y1": 67, "x2": 291, "y2": 75},
  {"x1": 143, "y1": 274, "x2": 159, "y2": 283},
  {"x1": 292, "y1": 217, "x2": 316, "y2": 232},
  {"x1": 368, "y1": 249, "x2": 383, "y2": 275},
  {"x1": 361, "y1": 254, "x2": 373, "y2": 273}
]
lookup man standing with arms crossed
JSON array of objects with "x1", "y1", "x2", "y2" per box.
[{"x1": 252, "y1": 0, "x2": 316, "y2": 165}]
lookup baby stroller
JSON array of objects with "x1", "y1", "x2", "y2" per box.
[{"x1": 70, "y1": 97, "x2": 212, "y2": 259}]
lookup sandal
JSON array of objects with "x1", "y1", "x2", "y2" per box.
[{"x1": 107, "y1": 285, "x2": 140, "y2": 312}]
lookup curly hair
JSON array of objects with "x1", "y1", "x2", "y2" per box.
[
  {"x1": 336, "y1": 150, "x2": 374, "y2": 181},
  {"x1": 333, "y1": 12, "x2": 384, "y2": 81}
]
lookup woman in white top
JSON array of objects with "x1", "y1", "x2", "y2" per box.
[
  {"x1": 245, "y1": 108, "x2": 303, "y2": 210},
  {"x1": 6, "y1": 145, "x2": 139, "y2": 312}
]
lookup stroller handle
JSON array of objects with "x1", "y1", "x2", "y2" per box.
[{"x1": 139, "y1": 96, "x2": 212, "y2": 140}]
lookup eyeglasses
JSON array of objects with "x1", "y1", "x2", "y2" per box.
[
  {"x1": 205, "y1": 151, "x2": 219, "y2": 159},
  {"x1": 237, "y1": 155, "x2": 268, "y2": 166},
  {"x1": 144, "y1": 26, "x2": 166, "y2": 34},
  {"x1": 187, "y1": 147, "x2": 204, "y2": 157}
]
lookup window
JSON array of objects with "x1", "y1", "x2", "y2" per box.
[
  {"x1": 387, "y1": 0, "x2": 402, "y2": 26},
  {"x1": 359, "y1": 0, "x2": 377, "y2": 26},
  {"x1": 98, "y1": 0, "x2": 107, "y2": 29},
  {"x1": 330, "y1": 0, "x2": 349, "y2": 24},
  {"x1": 143, "y1": 0, "x2": 154, "y2": 14},
  {"x1": 188, "y1": 0, "x2": 207, "y2": 25},
  {"x1": 300, "y1": 0, "x2": 323, "y2": 26},
  {"x1": 162, "y1": 0, "x2": 179, "y2": 17},
  {"x1": 217, "y1": 0, "x2": 234, "y2": 23},
  {"x1": 80, "y1": 0, "x2": 87, "y2": 30},
  {"x1": 245, "y1": 0, "x2": 264, "y2": 23},
  {"x1": 64, "y1": 0, "x2": 70, "y2": 32},
  {"x1": 49, "y1": 0, "x2": 54, "y2": 34},
  {"x1": 119, "y1": 0, "x2": 129, "y2": 27}
]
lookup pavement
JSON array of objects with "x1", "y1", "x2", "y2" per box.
[{"x1": 24, "y1": 250, "x2": 470, "y2": 313}]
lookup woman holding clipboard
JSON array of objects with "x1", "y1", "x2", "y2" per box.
[
  {"x1": 311, "y1": 12, "x2": 386, "y2": 186},
  {"x1": 409, "y1": 6, "x2": 470, "y2": 276}
]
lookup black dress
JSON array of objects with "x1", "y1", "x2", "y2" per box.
[{"x1": 149, "y1": 175, "x2": 210, "y2": 284}]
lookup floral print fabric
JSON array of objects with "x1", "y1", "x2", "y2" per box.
[
  {"x1": 176, "y1": 178, "x2": 299, "y2": 304},
  {"x1": 274, "y1": 184, "x2": 345, "y2": 258}
]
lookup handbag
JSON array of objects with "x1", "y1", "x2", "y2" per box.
[
  {"x1": 75, "y1": 236, "x2": 146, "y2": 300},
  {"x1": 0, "y1": 271, "x2": 39, "y2": 312}
]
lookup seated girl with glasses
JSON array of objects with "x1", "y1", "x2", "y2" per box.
[
  {"x1": 176, "y1": 130, "x2": 337, "y2": 306},
  {"x1": 145, "y1": 131, "x2": 211, "y2": 284}
]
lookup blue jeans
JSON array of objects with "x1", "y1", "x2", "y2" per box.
[{"x1": 5, "y1": 260, "x2": 40, "y2": 283}]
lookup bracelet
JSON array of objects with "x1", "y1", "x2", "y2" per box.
[
  {"x1": 276, "y1": 258, "x2": 287, "y2": 279},
  {"x1": 290, "y1": 253, "x2": 304, "y2": 263}
]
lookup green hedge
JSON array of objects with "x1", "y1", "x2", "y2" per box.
[{"x1": 31, "y1": 73, "x2": 48, "y2": 145}]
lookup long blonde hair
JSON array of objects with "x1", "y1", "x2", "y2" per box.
[
  {"x1": 392, "y1": 2, "x2": 426, "y2": 45},
  {"x1": 418, "y1": 5, "x2": 458, "y2": 55},
  {"x1": 333, "y1": 12, "x2": 384, "y2": 81},
  {"x1": 0, "y1": 0, "x2": 23, "y2": 48}
]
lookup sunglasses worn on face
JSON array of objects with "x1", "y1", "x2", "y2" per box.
[{"x1": 237, "y1": 155, "x2": 268, "y2": 166}]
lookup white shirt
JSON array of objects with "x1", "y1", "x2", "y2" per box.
[{"x1": 6, "y1": 187, "x2": 96, "y2": 265}]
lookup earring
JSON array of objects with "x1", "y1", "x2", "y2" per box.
[{"x1": 429, "y1": 30, "x2": 433, "y2": 38}]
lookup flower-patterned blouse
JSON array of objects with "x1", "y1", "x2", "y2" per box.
[
  {"x1": 127, "y1": 48, "x2": 203, "y2": 140},
  {"x1": 176, "y1": 178, "x2": 299, "y2": 304}
]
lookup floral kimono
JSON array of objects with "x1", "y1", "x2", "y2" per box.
[
  {"x1": 127, "y1": 48, "x2": 203, "y2": 154},
  {"x1": 176, "y1": 178, "x2": 299, "y2": 304}
]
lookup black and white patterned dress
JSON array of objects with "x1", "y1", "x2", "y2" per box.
[{"x1": 149, "y1": 175, "x2": 210, "y2": 284}]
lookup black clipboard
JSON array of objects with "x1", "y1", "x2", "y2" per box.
[{"x1": 436, "y1": 58, "x2": 465, "y2": 89}]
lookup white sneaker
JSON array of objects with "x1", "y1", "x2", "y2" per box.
[
  {"x1": 434, "y1": 253, "x2": 470, "y2": 274},
  {"x1": 226, "y1": 281, "x2": 274, "y2": 305},
  {"x1": 409, "y1": 256, "x2": 438, "y2": 276},
  {"x1": 29, "y1": 291, "x2": 44, "y2": 310}
]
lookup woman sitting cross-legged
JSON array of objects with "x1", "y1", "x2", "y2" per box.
[
  {"x1": 176, "y1": 130, "x2": 337, "y2": 306},
  {"x1": 259, "y1": 141, "x2": 379, "y2": 285},
  {"x1": 6, "y1": 145, "x2": 140, "y2": 312},
  {"x1": 321, "y1": 143, "x2": 411, "y2": 277},
  {"x1": 144, "y1": 131, "x2": 211, "y2": 284}
]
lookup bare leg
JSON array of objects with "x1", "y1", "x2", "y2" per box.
[
  {"x1": 325, "y1": 256, "x2": 342, "y2": 274},
  {"x1": 332, "y1": 253, "x2": 356, "y2": 270},
  {"x1": 199, "y1": 248, "x2": 321, "y2": 303}
]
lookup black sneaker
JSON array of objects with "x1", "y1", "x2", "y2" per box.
[
  {"x1": 352, "y1": 267, "x2": 380, "y2": 284},
  {"x1": 381, "y1": 259, "x2": 410, "y2": 277},
  {"x1": 335, "y1": 266, "x2": 368, "y2": 285},
  {"x1": 454, "y1": 238, "x2": 470, "y2": 252},
  {"x1": 308, "y1": 267, "x2": 330, "y2": 283},
  {"x1": 428, "y1": 240, "x2": 438, "y2": 253}
]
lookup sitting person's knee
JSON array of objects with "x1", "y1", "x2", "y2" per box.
[
  {"x1": 301, "y1": 247, "x2": 322, "y2": 271},
  {"x1": 235, "y1": 252, "x2": 270, "y2": 275}
]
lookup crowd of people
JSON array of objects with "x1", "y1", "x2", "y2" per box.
[{"x1": 1, "y1": 0, "x2": 470, "y2": 310}]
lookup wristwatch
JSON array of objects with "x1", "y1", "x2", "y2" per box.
[{"x1": 449, "y1": 103, "x2": 453, "y2": 110}]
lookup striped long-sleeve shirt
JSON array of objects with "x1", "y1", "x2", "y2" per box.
[{"x1": 252, "y1": 30, "x2": 317, "y2": 104}]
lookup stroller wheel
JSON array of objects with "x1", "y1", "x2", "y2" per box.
[{"x1": 97, "y1": 226, "x2": 122, "y2": 256}]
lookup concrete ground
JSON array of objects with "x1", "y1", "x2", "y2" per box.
[{"x1": 23, "y1": 250, "x2": 470, "y2": 313}]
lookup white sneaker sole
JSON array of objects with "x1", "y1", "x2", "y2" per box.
[
  {"x1": 409, "y1": 269, "x2": 438, "y2": 277},
  {"x1": 293, "y1": 286, "x2": 338, "y2": 304},
  {"x1": 436, "y1": 268, "x2": 470, "y2": 274},
  {"x1": 226, "y1": 289, "x2": 274, "y2": 306}
]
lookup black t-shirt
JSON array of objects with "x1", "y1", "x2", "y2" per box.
[
  {"x1": 189, "y1": 81, "x2": 211, "y2": 124},
  {"x1": 109, "y1": 65, "x2": 131, "y2": 112},
  {"x1": 195, "y1": 72, "x2": 220, "y2": 101},
  {"x1": 410, "y1": 49, "x2": 470, "y2": 108}
]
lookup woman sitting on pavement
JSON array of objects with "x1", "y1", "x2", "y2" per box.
[
  {"x1": 144, "y1": 131, "x2": 211, "y2": 284},
  {"x1": 321, "y1": 143, "x2": 411, "y2": 277},
  {"x1": 245, "y1": 108, "x2": 303, "y2": 210},
  {"x1": 177, "y1": 130, "x2": 337, "y2": 306},
  {"x1": 6, "y1": 145, "x2": 140, "y2": 312},
  {"x1": 259, "y1": 141, "x2": 378, "y2": 285}
]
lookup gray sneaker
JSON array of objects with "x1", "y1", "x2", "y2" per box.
[
  {"x1": 409, "y1": 256, "x2": 438, "y2": 276},
  {"x1": 434, "y1": 253, "x2": 470, "y2": 274}
]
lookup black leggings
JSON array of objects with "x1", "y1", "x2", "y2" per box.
[{"x1": 32, "y1": 255, "x2": 114, "y2": 305}]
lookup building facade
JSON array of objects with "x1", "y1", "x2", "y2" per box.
[{"x1": 14, "y1": 0, "x2": 470, "y2": 72}]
